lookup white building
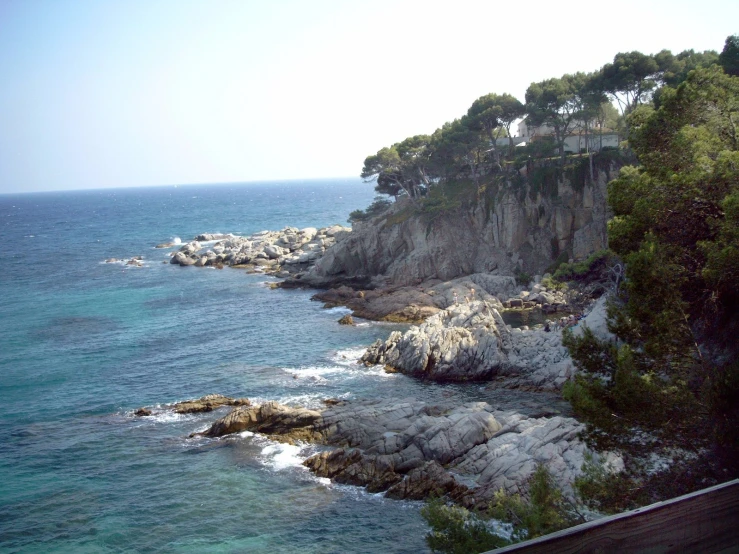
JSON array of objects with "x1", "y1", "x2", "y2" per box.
[{"x1": 517, "y1": 119, "x2": 618, "y2": 153}]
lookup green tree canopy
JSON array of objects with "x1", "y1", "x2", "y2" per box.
[
  {"x1": 525, "y1": 73, "x2": 584, "y2": 162},
  {"x1": 361, "y1": 135, "x2": 435, "y2": 202},
  {"x1": 568, "y1": 66, "x2": 739, "y2": 451},
  {"x1": 719, "y1": 34, "x2": 739, "y2": 77},
  {"x1": 467, "y1": 92, "x2": 525, "y2": 163},
  {"x1": 599, "y1": 51, "x2": 661, "y2": 115},
  {"x1": 429, "y1": 117, "x2": 489, "y2": 189}
]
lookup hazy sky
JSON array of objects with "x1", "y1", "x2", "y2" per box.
[{"x1": 0, "y1": 0, "x2": 736, "y2": 193}]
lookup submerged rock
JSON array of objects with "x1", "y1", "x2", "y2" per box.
[{"x1": 172, "y1": 394, "x2": 250, "y2": 414}]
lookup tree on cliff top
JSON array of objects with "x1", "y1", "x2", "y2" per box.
[
  {"x1": 719, "y1": 34, "x2": 739, "y2": 77},
  {"x1": 361, "y1": 135, "x2": 435, "y2": 204},
  {"x1": 525, "y1": 74, "x2": 585, "y2": 163},
  {"x1": 597, "y1": 51, "x2": 662, "y2": 116},
  {"x1": 428, "y1": 118, "x2": 489, "y2": 192},
  {"x1": 466, "y1": 93, "x2": 525, "y2": 165}
]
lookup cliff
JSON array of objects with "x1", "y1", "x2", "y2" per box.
[{"x1": 299, "y1": 158, "x2": 622, "y2": 289}]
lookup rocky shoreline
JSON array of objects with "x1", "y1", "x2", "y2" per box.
[
  {"x1": 134, "y1": 222, "x2": 617, "y2": 508},
  {"x1": 166, "y1": 225, "x2": 351, "y2": 276},
  {"x1": 137, "y1": 394, "x2": 622, "y2": 509}
]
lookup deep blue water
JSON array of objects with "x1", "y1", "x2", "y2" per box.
[{"x1": 0, "y1": 179, "x2": 566, "y2": 553}]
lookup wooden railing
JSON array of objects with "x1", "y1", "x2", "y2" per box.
[{"x1": 485, "y1": 479, "x2": 738, "y2": 554}]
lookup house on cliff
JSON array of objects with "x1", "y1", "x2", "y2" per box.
[{"x1": 517, "y1": 119, "x2": 619, "y2": 153}]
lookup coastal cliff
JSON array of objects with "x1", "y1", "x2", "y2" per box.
[{"x1": 300, "y1": 159, "x2": 620, "y2": 289}]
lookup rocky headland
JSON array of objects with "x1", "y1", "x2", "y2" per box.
[{"x1": 294, "y1": 164, "x2": 616, "y2": 290}]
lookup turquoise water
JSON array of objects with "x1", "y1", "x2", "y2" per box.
[{"x1": 0, "y1": 180, "x2": 566, "y2": 553}]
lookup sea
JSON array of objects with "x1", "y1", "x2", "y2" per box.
[{"x1": 0, "y1": 179, "x2": 568, "y2": 553}]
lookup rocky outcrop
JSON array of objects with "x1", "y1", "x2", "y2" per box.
[
  {"x1": 171, "y1": 394, "x2": 251, "y2": 414},
  {"x1": 165, "y1": 225, "x2": 351, "y2": 276},
  {"x1": 192, "y1": 401, "x2": 323, "y2": 443},
  {"x1": 133, "y1": 394, "x2": 250, "y2": 416},
  {"x1": 310, "y1": 399, "x2": 594, "y2": 506},
  {"x1": 361, "y1": 296, "x2": 609, "y2": 388},
  {"x1": 312, "y1": 273, "x2": 518, "y2": 323},
  {"x1": 298, "y1": 163, "x2": 617, "y2": 289},
  {"x1": 190, "y1": 397, "x2": 605, "y2": 507},
  {"x1": 105, "y1": 256, "x2": 145, "y2": 267},
  {"x1": 362, "y1": 301, "x2": 512, "y2": 381}
]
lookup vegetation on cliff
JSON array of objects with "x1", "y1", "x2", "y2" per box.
[
  {"x1": 413, "y1": 35, "x2": 739, "y2": 550},
  {"x1": 422, "y1": 464, "x2": 581, "y2": 553},
  {"x1": 561, "y1": 60, "x2": 739, "y2": 512},
  {"x1": 354, "y1": 45, "x2": 727, "y2": 219}
]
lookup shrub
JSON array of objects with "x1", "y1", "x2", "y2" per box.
[
  {"x1": 421, "y1": 499, "x2": 508, "y2": 554},
  {"x1": 552, "y1": 249, "x2": 616, "y2": 284},
  {"x1": 489, "y1": 464, "x2": 580, "y2": 541},
  {"x1": 421, "y1": 465, "x2": 579, "y2": 552},
  {"x1": 515, "y1": 270, "x2": 532, "y2": 286},
  {"x1": 575, "y1": 454, "x2": 646, "y2": 514},
  {"x1": 347, "y1": 196, "x2": 393, "y2": 223},
  {"x1": 541, "y1": 275, "x2": 567, "y2": 292}
]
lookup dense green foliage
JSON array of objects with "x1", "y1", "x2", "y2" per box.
[
  {"x1": 719, "y1": 35, "x2": 739, "y2": 77},
  {"x1": 563, "y1": 64, "x2": 739, "y2": 469},
  {"x1": 347, "y1": 196, "x2": 392, "y2": 222},
  {"x1": 574, "y1": 454, "x2": 646, "y2": 514},
  {"x1": 359, "y1": 41, "x2": 726, "y2": 208},
  {"x1": 421, "y1": 465, "x2": 578, "y2": 553},
  {"x1": 552, "y1": 249, "x2": 618, "y2": 284}
]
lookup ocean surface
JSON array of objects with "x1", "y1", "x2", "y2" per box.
[{"x1": 0, "y1": 179, "x2": 568, "y2": 553}]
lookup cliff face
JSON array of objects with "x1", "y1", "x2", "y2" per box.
[{"x1": 302, "y1": 162, "x2": 618, "y2": 288}]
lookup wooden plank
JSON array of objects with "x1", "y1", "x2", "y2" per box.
[{"x1": 487, "y1": 479, "x2": 739, "y2": 554}]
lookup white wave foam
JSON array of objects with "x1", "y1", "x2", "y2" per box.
[
  {"x1": 330, "y1": 347, "x2": 366, "y2": 366},
  {"x1": 129, "y1": 409, "x2": 190, "y2": 424},
  {"x1": 325, "y1": 306, "x2": 352, "y2": 315},
  {"x1": 276, "y1": 393, "x2": 349, "y2": 409},
  {"x1": 260, "y1": 442, "x2": 306, "y2": 472},
  {"x1": 172, "y1": 237, "x2": 182, "y2": 245},
  {"x1": 285, "y1": 365, "x2": 339, "y2": 382}
]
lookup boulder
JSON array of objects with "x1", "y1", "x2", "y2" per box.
[
  {"x1": 361, "y1": 302, "x2": 511, "y2": 381},
  {"x1": 361, "y1": 298, "x2": 580, "y2": 389},
  {"x1": 179, "y1": 241, "x2": 201, "y2": 255},
  {"x1": 171, "y1": 252, "x2": 196, "y2": 266},
  {"x1": 195, "y1": 233, "x2": 231, "y2": 242},
  {"x1": 338, "y1": 314, "x2": 355, "y2": 325},
  {"x1": 263, "y1": 245, "x2": 285, "y2": 259}
]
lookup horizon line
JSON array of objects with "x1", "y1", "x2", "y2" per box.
[{"x1": 0, "y1": 175, "x2": 366, "y2": 196}]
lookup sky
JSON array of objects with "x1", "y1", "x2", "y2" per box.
[{"x1": 0, "y1": 0, "x2": 737, "y2": 193}]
